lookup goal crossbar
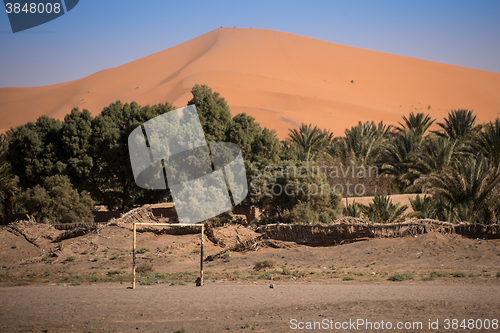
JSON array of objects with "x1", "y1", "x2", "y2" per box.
[{"x1": 132, "y1": 223, "x2": 205, "y2": 289}]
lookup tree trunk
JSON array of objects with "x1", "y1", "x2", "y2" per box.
[{"x1": 4, "y1": 192, "x2": 13, "y2": 215}]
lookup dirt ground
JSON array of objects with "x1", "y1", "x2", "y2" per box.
[
  {"x1": 1, "y1": 282, "x2": 500, "y2": 333},
  {"x1": 1, "y1": 221, "x2": 500, "y2": 332}
]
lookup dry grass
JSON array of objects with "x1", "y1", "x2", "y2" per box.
[{"x1": 254, "y1": 259, "x2": 278, "y2": 271}]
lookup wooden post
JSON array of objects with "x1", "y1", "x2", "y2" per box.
[
  {"x1": 132, "y1": 222, "x2": 136, "y2": 289},
  {"x1": 200, "y1": 224, "x2": 204, "y2": 286}
]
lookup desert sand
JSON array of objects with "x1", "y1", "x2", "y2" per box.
[{"x1": 1, "y1": 28, "x2": 500, "y2": 138}]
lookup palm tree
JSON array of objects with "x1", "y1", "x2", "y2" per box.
[
  {"x1": 475, "y1": 118, "x2": 500, "y2": 167},
  {"x1": 358, "y1": 190, "x2": 408, "y2": 223},
  {"x1": 378, "y1": 129, "x2": 424, "y2": 191},
  {"x1": 395, "y1": 112, "x2": 435, "y2": 137},
  {"x1": 405, "y1": 136, "x2": 465, "y2": 192},
  {"x1": 418, "y1": 156, "x2": 500, "y2": 224},
  {"x1": 408, "y1": 194, "x2": 435, "y2": 219},
  {"x1": 330, "y1": 121, "x2": 391, "y2": 165},
  {"x1": 343, "y1": 200, "x2": 361, "y2": 217},
  {"x1": 433, "y1": 109, "x2": 482, "y2": 141},
  {"x1": 287, "y1": 124, "x2": 332, "y2": 161}
]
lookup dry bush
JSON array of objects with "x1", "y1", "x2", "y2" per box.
[
  {"x1": 136, "y1": 263, "x2": 153, "y2": 273},
  {"x1": 254, "y1": 259, "x2": 278, "y2": 271}
]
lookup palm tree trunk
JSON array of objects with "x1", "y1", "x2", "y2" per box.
[{"x1": 4, "y1": 192, "x2": 13, "y2": 215}]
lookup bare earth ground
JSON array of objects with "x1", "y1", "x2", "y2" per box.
[
  {"x1": 1, "y1": 282, "x2": 499, "y2": 333},
  {"x1": 1, "y1": 222, "x2": 500, "y2": 332}
]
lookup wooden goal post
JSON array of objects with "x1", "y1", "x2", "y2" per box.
[{"x1": 132, "y1": 223, "x2": 205, "y2": 289}]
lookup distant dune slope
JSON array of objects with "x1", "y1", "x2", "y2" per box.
[{"x1": 1, "y1": 28, "x2": 500, "y2": 138}]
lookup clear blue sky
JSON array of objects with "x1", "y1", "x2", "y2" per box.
[{"x1": 1, "y1": 0, "x2": 499, "y2": 87}]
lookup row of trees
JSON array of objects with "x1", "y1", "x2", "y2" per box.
[
  {"x1": 0, "y1": 85, "x2": 297, "y2": 223},
  {"x1": 284, "y1": 110, "x2": 500, "y2": 224},
  {"x1": 0, "y1": 83, "x2": 498, "y2": 225}
]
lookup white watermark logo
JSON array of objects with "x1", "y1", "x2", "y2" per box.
[
  {"x1": 128, "y1": 105, "x2": 248, "y2": 224},
  {"x1": 249, "y1": 161, "x2": 378, "y2": 199}
]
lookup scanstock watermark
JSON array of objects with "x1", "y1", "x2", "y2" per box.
[
  {"x1": 289, "y1": 318, "x2": 499, "y2": 330},
  {"x1": 249, "y1": 162, "x2": 379, "y2": 199},
  {"x1": 3, "y1": 0, "x2": 79, "y2": 33},
  {"x1": 290, "y1": 318, "x2": 423, "y2": 330},
  {"x1": 128, "y1": 105, "x2": 248, "y2": 224}
]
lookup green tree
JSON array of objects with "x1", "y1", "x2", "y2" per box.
[
  {"x1": 358, "y1": 191, "x2": 408, "y2": 223},
  {"x1": 287, "y1": 124, "x2": 332, "y2": 161},
  {"x1": 250, "y1": 160, "x2": 343, "y2": 224},
  {"x1": 0, "y1": 135, "x2": 19, "y2": 216},
  {"x1": 330, "y1": 121, "x2": 391, "y2": 165},
  {"x1": 279, "y1": 140, "x2": 300, "y2": 161},
  {"x1": 378, "y1": 129, "x2": 424, "y2": 191},
  {"x1": 418, "y1": 156, "x2": 500, "y2": 224},
  {"x1": 7, "y1": 116, "x2": 65, "y2": 189},
  {"x1": 90, "y1": 101, "x2": 174, "y2": 210},
  {"x1": 187, "y1": 84, "x2": 231, "y2": 142},
  {"x1": 476, "y1": 118, "x2": 500, "y2": 167},
  {"x1": 343, "y1": 200, "x2": 361, "y2": 218},
  {"x1": 408, "y1": 195, "x2": 435, "y2": 219},
  {"x1": 225, "y1": 112, "x2": 280, "y2": 166},
  {"x1": 19, "y1": 175, "x2": 94, "y2": 224},
  {"x1": 60, "y1": 108, "x2": 94, "y2": 192},
  {"x1": 395, "y1": 112, "x2": 435, "y2": 137},
  {"x1": 406, "y1": 136, "x2": 463, "y2": 192},
  {"x1": 433, "y1": 109, "x2": 482, "y2": 141}
]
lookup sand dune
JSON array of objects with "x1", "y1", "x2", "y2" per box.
[{"x1": 1, "y1": 28, "x2": 500, "y2": 138}]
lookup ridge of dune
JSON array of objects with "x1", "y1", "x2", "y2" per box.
[{"x1": 1, "y1": 27, "x2": 500, "y2": 138}]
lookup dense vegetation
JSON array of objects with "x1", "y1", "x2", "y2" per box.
[{"x1": 0, "y1": 84, "x2": 498, "y2": 225}]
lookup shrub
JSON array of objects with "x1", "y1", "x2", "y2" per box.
[
  {"x1": 241, "y1": 321, "x2": 257, "y2": 329},
  {"x1": 408, "y1": 195, "x2": 436, "y2": 219},
  {"x1": 430, "y1": 271, "x2": 449, "y2": 278},
  {"x1": 451, "y1": 271, "x2": 467, "y2": 278},
  {"x1": 252, "y1": 160, "x2": 343, "y2": 224},
  {"x1": 169, "y1": 280, "x2": 187, "y2": 286},
  {"x1": 65, "y1": 256, "x2": 76, "y2": 262},
  {"x1": 224, "y1": 252, "x2": 232, "y2": 262},
  {"x1": 19, "y1": 175, "x2": 94, "y2": 224},
  {"x1": 343, "y1": 201, "x2": 361, "y2": 217},
  {"x1": 359, "y1": 191, "x2": 407, "y2": 223},
  {"x1": 172, "y1": 328, "x2": 188, "y2": 333},
  {"x1": 254, "y1": 259, "x2": 278, "y2": 271},
  {"x1": 343, "y1": 276, "x2": 355, "y2": 281},
  {"x1": 136, "y1": 248, "x2": 150, "y2": 254},
  {"x1": 136, "y1": 263, "x2": 153, "y2": 273},
  {"x1": 388, "y1": 272, "x2": 413, "y2": 281}
]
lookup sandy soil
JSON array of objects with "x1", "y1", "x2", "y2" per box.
[
  {"x1": 1, "y1": 282, "x2": 499, "y2": 333},
  {"x1": 1, "y1": 221, "x2": 500, "y2": 332},
  {"x1": 1, "y1": 28, "x2": 500, "y2": 138}
]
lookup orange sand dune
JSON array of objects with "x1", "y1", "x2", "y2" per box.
[{"x1": 1, "y1": 28, "x2": 500, "y2": 139}]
